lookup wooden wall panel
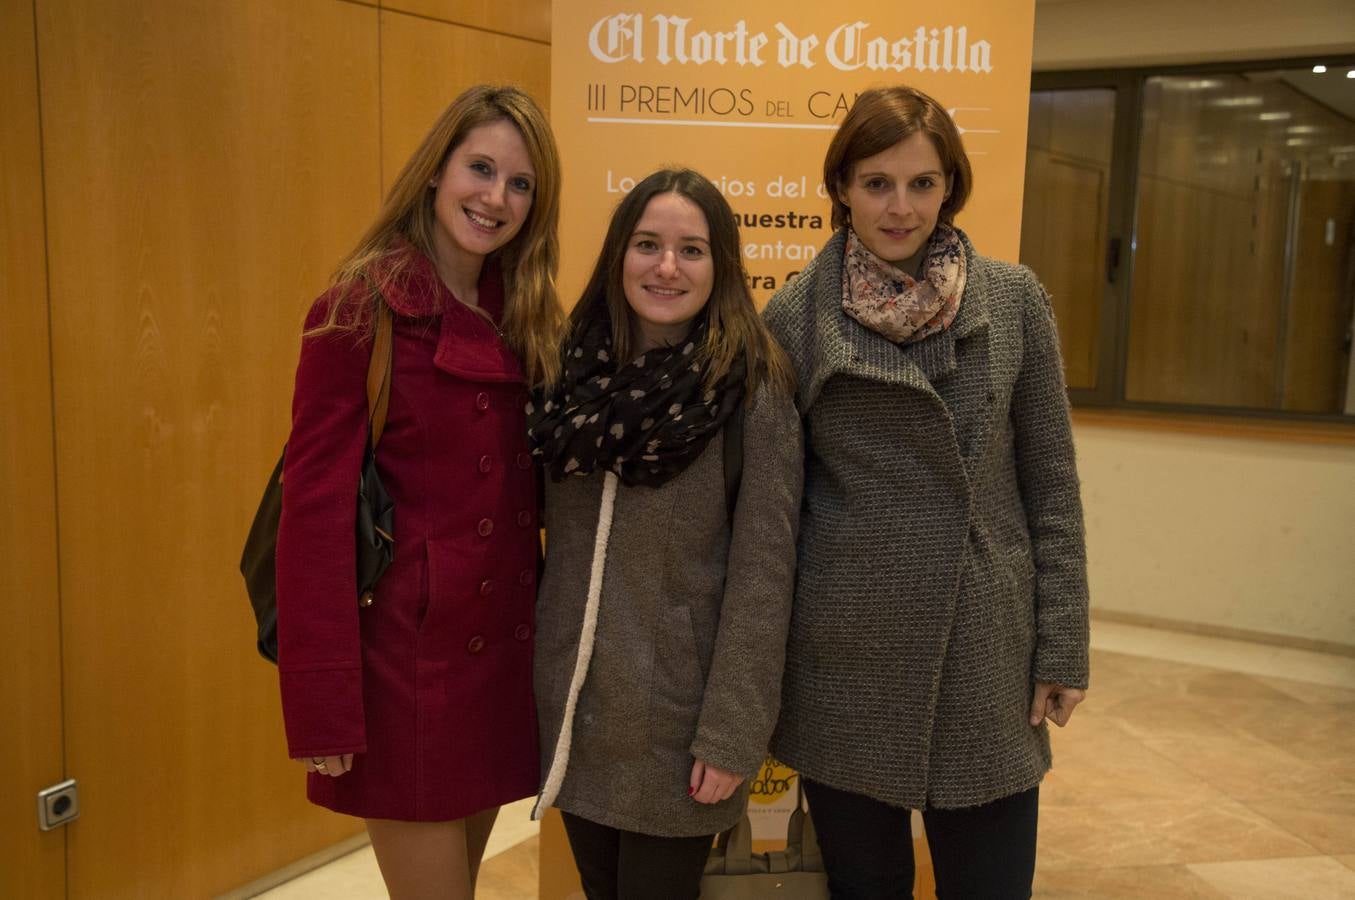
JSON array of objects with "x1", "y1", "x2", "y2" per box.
[
  {"x1": 1020, "y1": 89, "x2": 1114, "y2": 390},
  {"x1": 381, "y1": 9, "x2": 551, "y2": 191},
  {"x1": 1283, "y1": 178, "x2": 1355, "y2": 412},
  {"x1": 1126, "y1": 78, "x2": 1292, "y2": 408},
  {"x1": 1126, "y1": 175, "x2": 1285, "y2": 406},
  {"x1": 1021, "y1": 151, "x2": 1106, "y2": 389},
  {"x1": 0, "y1": 0, "x2": 65, "y2": 896},
  {"x1": 1042, "y1": 89, "x2": 1114, "y2": 165},
  {"x1": 382, "y1": 0, "x2": 550, "y2": 43},
  {"x1": 35, "y1": 0, "x2": 381, "y2": 894}
]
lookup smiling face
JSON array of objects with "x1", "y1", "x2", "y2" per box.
[
  {"x1": 838, "y1": 131, "x2": 950, "y2": 271},
  {"x1": 431, "y1": 118, "x2": 535, "y2": 277},
  {"x1": 621, "y1": 192, "x2": 715, "y2": 353}
]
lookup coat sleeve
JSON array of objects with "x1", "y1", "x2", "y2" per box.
[
  {"x1": 275, "y1": 291, "x2": 370, "y2": 758},
  {"x1": 1010, "y1": 270, "x2": 1091, "y2": 690},
  {"x1": 689, "y1": 385, "x2": 804, "y2": 778}
]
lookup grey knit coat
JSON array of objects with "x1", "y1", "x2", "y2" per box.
[
  {"x1": 534, "y1": 386, "x2": 803, "y2": 837},
  {"x1": 763, "y1": 229, "x2": 1090, "y2": 810}
]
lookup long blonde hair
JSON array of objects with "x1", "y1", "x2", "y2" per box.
[
  {"x1": 561, "y1": 168, "x2": 793, "y2": 401},
  {"x1": 316, "y1": 84, "x2": 564, "y2": 386}
]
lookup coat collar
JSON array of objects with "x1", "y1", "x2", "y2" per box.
[
  {"x1": 793, "y1": 227, "x2": 989, "y2": 410},
  {"x1": 376, "y1": 242, "x2": 523, "y2": 384}
]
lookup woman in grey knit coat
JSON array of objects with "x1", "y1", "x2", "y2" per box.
[
  {"x1": 527, "y1": 169, "x2": 802, "y2": 900},
  {"x1": 763, "y1": 86, "x2": 1091, "y2": 898}
]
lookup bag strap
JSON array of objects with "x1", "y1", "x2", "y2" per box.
[
  {"x1": 787, "y1": 777, "x2": 825, "y2": 872},
  {"x1": 707, "y1": 816, "x2": 755, "y2": 875},
  {"x1": 367, "y1": 300, "x2": 394, "y2": 446}
]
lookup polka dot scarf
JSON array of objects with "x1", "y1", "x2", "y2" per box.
[{"x1": 527, "y1": 309, "x2": 745, "y2": 488}]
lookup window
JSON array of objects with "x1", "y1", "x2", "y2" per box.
[
  {"x1": 1021, "y1": 89, "x2": 1116, "y2": 392},
  {"x1": 1021, "y1": 60, "x2": 1355, "y2": 419}
]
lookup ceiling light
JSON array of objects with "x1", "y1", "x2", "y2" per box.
[
  {"x1": 1347, "y1": 70, "x2": 1355, "y2": 79},
  {"x1": 1258, "y1": 111, "x2": 1291, "y2": 121},
  {"x1": 1213, "y1": 96, "x2": 1264, "y2": 107},
  {"x1": 1312, "y1": 65, "x2": 1327, "y2": 73},
  {"x1": 1286, "y1": 125, "x2": 1320, "y2": 134},
  {"x1": 1162, "y1": 78, "x2": 1224, "y2": 90}
]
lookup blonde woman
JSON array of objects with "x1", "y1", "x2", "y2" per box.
[{"x1": 275, "y1": 85, "x2": 563, "y2": 899}]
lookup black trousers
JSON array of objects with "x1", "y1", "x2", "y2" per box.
[
  {"x1": 560, "y1": 811, "x2": 714, "y2": 900},
  {"x1": 802, "y1": 779, "x2": 1039, "y2": 900}
]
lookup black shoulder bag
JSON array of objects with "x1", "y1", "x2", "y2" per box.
[{"x1": 240, "y1": 303, "x2": 396, "y2": 663}]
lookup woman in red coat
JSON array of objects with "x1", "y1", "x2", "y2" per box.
[{"x1": 275, "y1": 85, "x2": 563, "y2": 899}]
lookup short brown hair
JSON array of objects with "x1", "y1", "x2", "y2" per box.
[{"x1": 823, "y1": 86, "x2": 972, "y2": 231}]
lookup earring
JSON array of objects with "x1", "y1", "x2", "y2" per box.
[{"x1": 428, "y1": 177, "x2": 437, "y2": 188}]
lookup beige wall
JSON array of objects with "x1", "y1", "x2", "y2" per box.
[
  {"x1": 1034, "y1": 0, "x2": 1355, "y2": 70},
  {"x1": 1075, "y1": 419, "x2": 1355, "y2": 650}
]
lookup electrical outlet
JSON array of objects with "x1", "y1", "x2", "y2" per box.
[{"x1": 38, "y1": 779, "x2": 79, "y2": 831}]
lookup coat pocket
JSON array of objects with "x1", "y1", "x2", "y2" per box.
[
  {"x1": 649, "y1": 605, "x2": 705, "y2": 755},
  {"x1": 1005, "y1": 544, "x2": 1036, "y2": 586},
  {"x1": 1001, "y1": 546, "x2": 1038, "y2": 658},
  {"x1": 421, "y1": 535, "x2": 487, "y2": 638}
]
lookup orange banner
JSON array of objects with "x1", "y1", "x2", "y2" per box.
[
  {"x1": 551, "y1": 2, "x2": 1036, "y2": 308},
  {"x1": 542, "y1": 6, "x2": 1034, "y2": 896}
]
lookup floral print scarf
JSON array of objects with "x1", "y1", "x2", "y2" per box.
[{"x1": 841, "y1": 223, "x2": 966, "y2": 344}]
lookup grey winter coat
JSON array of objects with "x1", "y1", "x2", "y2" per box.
[
  {"x1": 763, "y1": 228, "x2": 1090, "y2": 810},
  {"x1": 534, "y1": 386, "x2": 803, "y2": 837}
]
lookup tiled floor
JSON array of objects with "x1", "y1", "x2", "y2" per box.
[
  {"x1": 257, "y1": 798, "x2": 539, "y2": 900},
  {"x1": 259, "y1": 622, "x2": 1355, "y2": 898}
]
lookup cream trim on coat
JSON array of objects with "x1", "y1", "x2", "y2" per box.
[{"x1": 532, "y1": 471, "x2": 619, "y2": 821}]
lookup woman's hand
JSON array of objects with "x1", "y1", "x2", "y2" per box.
[
  {"x1": 689, "y1": 760, "x2": 744, "y2": 804},
  {"x1": 295, "y1": 754, "x2": 354, "y2": 777},
  {"x1": 1030, "y1": 682, "x2": 1085, "y2": 727}
]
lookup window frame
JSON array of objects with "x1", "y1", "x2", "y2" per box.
[{"x1": 1030, "y1": 55, "x2": 1355, "y2": 424}]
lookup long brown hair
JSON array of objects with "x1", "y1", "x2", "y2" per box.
[
  {"x1": 561, "y1": 168, "x2": 793, "y2": 400},
  {"x1": 823, "y1": 85, "x2": 973, "y2": 231},
  {"x1": 317, "y1": 84, "x2": 564, "y2": 386}
]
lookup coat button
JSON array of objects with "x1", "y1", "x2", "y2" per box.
[
  {"x1": 986, "y1": 391, "x2": 996, "y2": 404},
  {"x1": 479, "y1": 579, "x2": 494, "y2": 597},
  {"x1": 467, "y1": 635, "x2": 485, "y2": 654},
  {"x1": 475, "y1": 392, "x2": 490, "y2": 411},
  {"x1": 514, "y1": 624, "x2": 531, "y2": 641},
  {"x1": 477, "y1": 518, "x2": 494, "y2": 537},
  {"x1": 516, "y1": 452, "x2": 532, "y2": 470},
  {"x1": 516, "y1": 510, "x2": 532, "y2": 528},
  {"x1": 478, "y1": 455, "x2": 492, "y2": 474},
  {"x1": 518, "y1": 569, "x2": 533, "y2": 586}
]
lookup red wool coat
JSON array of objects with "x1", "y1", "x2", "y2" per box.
[{"x1": 276, "y1": 250, "x2": 540, "y2": 821}]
